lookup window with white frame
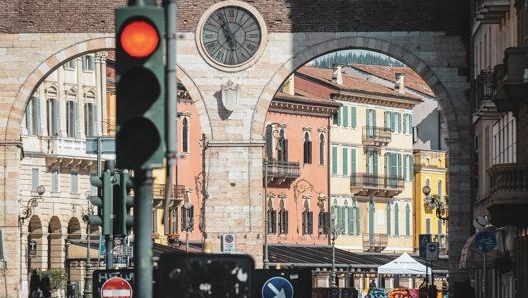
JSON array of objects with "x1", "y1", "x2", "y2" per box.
[
  {"x1": 25, "y1": 96, "x2": 40, "y2": 136},
  {"x1": 82, "y1": 55, "x2": 95, "y2": 71},
  {"x1": 47, "y1": 98, "x2": 59, "y2": 136},
  {"x1": 84, "y1": 102, "x2": 97, "y2": 137},
  {"x1": 51, "y1": 169, "x2": 59, "y2": 193},
  {"x1": 70, "y1": 171, "x2": 79, "y2": 194},
  {"x1": 31, "y1": 168, "x2": 39, "y2": 191},
  {"x1": 66, "y1": 100, "x2": 78, "y2": 138}
]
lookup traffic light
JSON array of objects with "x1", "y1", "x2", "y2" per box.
[
  {"x1": 85, "y1": 168, "x2": 113, "y2": 235},
  {"x1": 115, "y1": 4, "x2": 165, "y2": 170},
  {"x1": 115, "y1": 170, "x2": 134, "y2": 235}
]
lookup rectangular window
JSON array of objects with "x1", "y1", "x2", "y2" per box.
[
  {"x1": 31, "y1": 168, "x2": 39, "y2": 191},
  {"x1": 25, "y1": 97, "x2": 40, "y2": 136},
  {"x1": 84, "y1": 103, "x2": 97, "y2": 137},
  {"x1": 51, "y1": 169, "x2": 59, "y2": 192},
  {"x1": 47, "y1": 99, "x2": 59, "y2": 136},
  {"x1": 83, "y1": 55, "x2": 95, "y2": 71},
  {"x1": 66, "y1": 101, "x2": 78, "y2": 138},
  {"x1": 70, "y1": 171, "x2": 79, "y2": 194}
]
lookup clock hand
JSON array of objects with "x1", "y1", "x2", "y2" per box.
[{"x1": 218, "y1": 12, "x2": 236, "y2": 49}]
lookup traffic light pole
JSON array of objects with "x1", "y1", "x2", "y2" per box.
[{"x1": 134, "y1": 169, "x2": 154, "y2": 298}]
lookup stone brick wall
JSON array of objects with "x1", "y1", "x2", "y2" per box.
[{"x1": 1, "y1": 0, "x2": 469, "y2": 36}]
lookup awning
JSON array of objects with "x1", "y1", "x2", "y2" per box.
[{"x1": 268, "y1": 245, "x2": 448, "y2": 273}]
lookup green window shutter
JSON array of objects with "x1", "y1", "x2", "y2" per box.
[
  {"x1": 398, "y1": 154, "x2": 402, "y2": 178},
  {"x1": 408, "y1": 114, "x2": 413, "y2": 134},
  {"x1": 332, "y1": 146, "x2": 338, "y2": 175},
  {"x1": 396, "y1": 112, "x2": 402, "y2": 133},
  {"x1": 351, "y1": 148, "x2": 356, "y2": 173},
  {"x1": 384, "y1": 111, "x2": 390, "y2": 130},
  {"x1": 386, "y1": 202, "x2": 391, "y2": 235},
  {"x1": 337, "y1": 107, "x2": 343, "y2": 126},
  {"x1": 347, "y1": 206, "x2": 354, "y2": 234},
  {"x1": 356, "y1": 206, "x2": 361, "y2": 234},
  {"x1": 391, "y1": 112, "x2": 396, "y2": 132},
  {"x1": 342, "y1": 148, "x2": 348, "y2": 176},
  {"x1": 394, "y1": 203, "x2": 400, "y2": 236},
  {"x1": 406, "y1": 204, "x2": 411, "y2": 236},
  {"x1": 343, "y1": 106, "x2": 349, "y2": 127},
  {"x1": 373, "y1": 151, "x2": 378, "y2": 175},
  {"x1": 351, "y1": 106, "x2": 357, "y2": 128}
]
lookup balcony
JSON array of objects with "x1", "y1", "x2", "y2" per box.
[
  {"x1": 152, "y1": 184, "x2": 187, "y2": 207},
  {"x1": 362, "y1": 233, "x2": 388, "y2": 252},
  {"x1": 474, "y1": 0, "x2": 510, "y2": 24},
  {"x1": 473, "y1": 69, "x2": 499, "y2": 117},
  {"x1": 493, "y1": 47, "x2": 528, "y2": 112},
  {"x1": 362, "y1": 126, "x2": 391, "y2": 147},
  {"x1": 264, "y1": 160, "x2": 301, "y2": 185},
  {"x1": 350, "y1": 173, "x2": 405, "y2": 198},
  {"x1": 487, "y1": 163, "x2": 528, "y2": 227}
]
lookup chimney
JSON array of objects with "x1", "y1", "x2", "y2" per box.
[
  {"x1": 395, "y1": 73, "x2": 405, "y2": 93},
  {"x1": 332, "y1": 64, "x2": 343, "y2": 85}
]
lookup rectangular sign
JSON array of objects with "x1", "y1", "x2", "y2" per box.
[
  {"x1": 419, "y1": 234, "x2": 432, "y2": 258},
  {"x1": 86, "y1": 137, "x2": 116, "y2": 154},
  {"x1": 425, "y1": 242, "x2": 439, "y2": 261},
  {"x1": 156, "y1": 253, "x2": 254, "y2": 298}
]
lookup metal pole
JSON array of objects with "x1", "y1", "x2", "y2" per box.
[
  {"x1": 483, "y1": 252, "x2": 487, "y2": 297},
  {"x1": 330, "y1": 230, "x2": 337, "y2": 287},
  {"x1": 263, "y1": 160, "x2": 269, "y2": 269},
  {"x1": 134, "y1": 169, "x2": 153, "y2": 298},
  {"x1": 162, "y1": 0, "x2": 177, "y2": 236}
]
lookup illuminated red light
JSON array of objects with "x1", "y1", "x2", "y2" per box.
[{"x1": 120, "y1": 20, "x2": 159, "y2": 58}]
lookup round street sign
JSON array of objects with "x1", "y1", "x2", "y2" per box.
[
  {"x1": 474, "y1": 230, "x2": 497, "y2": 253},
  {"x1": 262, "y1": 276, "x2": 294, "y2": 298},
  {"x1": 101, "y1": 277, "x2": 133, "y2": 298}
]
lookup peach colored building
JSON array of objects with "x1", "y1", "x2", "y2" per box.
[{"x1": 264, "y1": 77, "x2": 340, "y2": 248}]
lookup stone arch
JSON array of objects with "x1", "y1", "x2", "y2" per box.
[
  {"x1": 4, "y1": 37, "x2": 115, "y2": 144},
  {"x1": 67, "y1": 217, "x2": 82, "y2": 240},
  {"x1": 28, "y1": 216, "x2": 43, "y2": 272},
  {"x1": 252, "y1": 36, "x2": 465, "y2": 139},
  {"x1": 47, "y1": 216, "x2": 62, "y2": 269}
]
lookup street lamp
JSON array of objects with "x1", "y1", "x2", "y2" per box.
[
  {"x1": 329, "y1": 213, "x2": 342, "y2": 288},
  {"x1": 19, "y1": 185, "x2": 45, "y2": 223},
  {"x1": 263, "y1": 122, "x2": 282, "y2": 269},
  {"x1": 183, "y1": 187, "x2": 192, "y2": 253},
  {"x1": 422, "y1": 185, "x2": 448, "y2": 222}
]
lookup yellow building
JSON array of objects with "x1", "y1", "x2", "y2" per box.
[{"x1": 413, "y1": 150, "x2": 448, "y2": 253}]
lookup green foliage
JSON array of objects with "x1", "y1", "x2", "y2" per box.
[
  {"x1": 313, "y1": 51, "x2": 404, "y2": 68},
  {"x1": 38, "y1": 268, "x2": 68, "y2": 290}
]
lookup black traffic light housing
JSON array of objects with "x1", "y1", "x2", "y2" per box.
[
  {"x1": 115, "y1": 5, "x2": 165, "y2": 170},
  {"x1": 85, "y1": 162, "x2": 115, "y2": 235},
  {"x1": 114, "y1": 170, "x2": 134, "y2": 235}
]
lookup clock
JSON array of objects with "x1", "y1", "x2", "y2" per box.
[{"x1": 197, "y1": 2, "x2": 267, "y2": 71}]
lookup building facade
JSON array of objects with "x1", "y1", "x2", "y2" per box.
[{"x1": 470, "y1": 0, "x2": 528, "y2": 298}]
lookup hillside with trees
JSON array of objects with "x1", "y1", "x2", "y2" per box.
[{"x1": 313, "y1": 51, "x2": 404, "y2": 68}]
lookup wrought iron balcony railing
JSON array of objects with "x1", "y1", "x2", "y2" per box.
[
  {"x1": 362, "y1": 126, "x2": 391, "y2": 146},
  {"x1": 264, "y1": 159, "x2": 301, "y2": 185},
  {"x1": 362, "y1": 233, "x2": 388, "y2": 252},
  {"x1": 350, "y1": 173, "x2": 405, "y2": 197},
  {"x1": 152, "y1": 184, "x2": 187, "y2": 200}
]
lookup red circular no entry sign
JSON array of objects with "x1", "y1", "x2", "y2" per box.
[{"x1": 101, "y1": 277, "x2": 133, "y2": 298}]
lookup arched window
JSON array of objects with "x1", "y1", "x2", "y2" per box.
[
  {"x1": 394, "y1": 203, "x2": 400, "y2": 236},
  {"x1": 319, "y1": 133, "x2": 325, "y2": 165},
  {"x1": 278, "y1": 199, "x2": 288, "y2": 234},
  {"x1": 182, "y1": 117, "x2": 189, "y2": 153},
  {"x1": 267, "y1": 197, "x2": 277, "y2": 234},
  {"x1": 303, "y1": 131, "x2": 312, "y2": 164},
  {"x1": 405, "y1": 204, "x2": 411, "y2": 236},
  {"x1": 386, "y1": 202, "x2": 391, "y2": 235},
  {"x1": 301, "y1": 200, "x2": 313, "y2": 235},
  {"x1": 278, "y1": 128, "x2": 288, "y2": 162}
]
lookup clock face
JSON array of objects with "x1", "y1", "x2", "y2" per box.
[{"x1": 201, "y1": 5, "x2": 263, "y2": 67}]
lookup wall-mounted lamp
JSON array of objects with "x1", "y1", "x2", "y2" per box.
[
  {"x1": 422, "y1": 185, "x2": 448, "y2": 222},
  {"x1": 19, "y1": 185, "x2": 45, "y2": 223}
]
